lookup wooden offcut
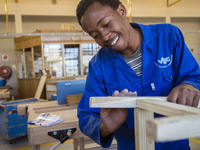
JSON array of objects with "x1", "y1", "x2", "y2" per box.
[{"x1": 66, "y1": 94, "x2": 83, "y2": 105}]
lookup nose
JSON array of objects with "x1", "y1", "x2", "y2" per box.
[{"x1": 100, "y1": 29, "x2": 111, "y2": 42}]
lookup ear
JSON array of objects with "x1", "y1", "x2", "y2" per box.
[{"x1": 117, "y1": 4, "x2": 127, "y2": 17}]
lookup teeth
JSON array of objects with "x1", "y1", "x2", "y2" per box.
[{"x1": 111, "y1": 36, "x2": 119, "y2": 46}]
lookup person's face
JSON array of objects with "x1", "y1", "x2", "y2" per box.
[{"x1": 81, "y1": 2, "x2": 132, "y2": 53}]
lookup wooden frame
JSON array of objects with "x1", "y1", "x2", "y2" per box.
[{"x1": 90, "y1": 97, "x2": 200, "y2": 150}]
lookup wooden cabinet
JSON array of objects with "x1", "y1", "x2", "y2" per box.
[{"x1": 14, "y1": 30, "x2": 98, "y2": 99}]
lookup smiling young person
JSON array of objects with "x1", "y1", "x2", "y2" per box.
[{"x1": 76, "y1": 0, "x2": 200, "y2": 149}]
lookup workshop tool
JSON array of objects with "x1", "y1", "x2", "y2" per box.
[{"x1": 48, "y1": 127, "x2": 76, "y2": 150}]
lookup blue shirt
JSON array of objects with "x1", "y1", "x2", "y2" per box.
[{"x1": 77, "y1": 23, "x2": 200, "y2": 150}]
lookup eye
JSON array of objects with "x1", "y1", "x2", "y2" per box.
[
  {"x1": 93, "y1": 34, "x2": 98, "y2": 39},
  {"x1": 104, "y1": 21, "x2": 110, "y2": 27}
]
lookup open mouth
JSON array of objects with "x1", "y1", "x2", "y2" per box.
[{"x1": 110, "y1": 36, "x2": 119, "y2": 46}]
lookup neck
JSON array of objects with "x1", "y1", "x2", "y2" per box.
[{"x1": 123, "y1": 26, "x2": 142, "y2": 55}]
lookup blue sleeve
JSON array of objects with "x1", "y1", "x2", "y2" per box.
[
  {"x1": 172, "y1": 25, "x2": 200, "y2": 90},
  {"x1": 77, "y1": 56, "x2": 113, "y2": 148}
]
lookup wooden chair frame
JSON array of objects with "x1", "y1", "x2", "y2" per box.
[{"x1": 90, "y1": 97, "x2": 200, "y2": 150}]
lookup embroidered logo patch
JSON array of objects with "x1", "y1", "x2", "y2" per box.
[{"x1": 155, "y1": 55, "x2": 172, "y2": 68}]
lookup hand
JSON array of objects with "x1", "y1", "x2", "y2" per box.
[
  {"x1": 168, "y1": 84, "x2": 200, "y2": 107},
  {"x1": 100, "y1": 89, "x2": 129, "y2": 138}
]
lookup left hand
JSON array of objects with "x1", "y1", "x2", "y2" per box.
[{"x1": 168, "y1": 83, "x2": 200, "y2": 107}]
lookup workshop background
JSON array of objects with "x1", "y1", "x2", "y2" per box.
[
  {"x1": 0, "y1": 0, "x2": 200, "y2": 150},
  {"x1": 0, "y1": 0, "x2": 200, "y2": 98}
]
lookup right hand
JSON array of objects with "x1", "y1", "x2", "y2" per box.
[{"x1": 100, "y1": 89, "x2": 129, "y2": 138}]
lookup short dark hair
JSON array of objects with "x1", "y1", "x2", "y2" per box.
[{"x1": 76, "y1": 0, "x2": 122, "y2": 26}]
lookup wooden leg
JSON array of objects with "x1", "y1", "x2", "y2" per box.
[
  {"x1": 134, "y1": 108, "x2": 155, "y2": 150},
  {"x1": 73, "y1": 139, "x2": 78, "y2": 150},
  {"x1": 79, "y1": 137, "x2": 85, "y2": 150},
  {"x1": 33, "y1": 145, "x2": 40, "y2": 150}
]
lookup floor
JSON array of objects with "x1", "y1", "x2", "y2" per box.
[
  {"x1": 0, "y1": 135, "x2": 117, "y2": 150},
  {"x1": 0, "y1": 135, "x2": 199, "y2": 150}
]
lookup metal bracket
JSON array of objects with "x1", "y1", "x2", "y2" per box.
[{"x1": 48, "y1": 127, "x2": 76, "y2": 144}]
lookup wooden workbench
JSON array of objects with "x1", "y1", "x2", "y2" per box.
[{"x1": 26, "y1": 101, "x2": 85, "y2": 150}]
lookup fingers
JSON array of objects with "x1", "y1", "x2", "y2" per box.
[
  {"x1": 168, "y1": 84, "x2": 200, "y2": 108},
  {"x1": 112, "y1": 89, "x2": 129, "y2": 97},
  {"x1": 112, "y1": 90, "x2": 120, "y2": 96},
  {"x1": 112, "y1": 89, "x2": 137, "y2": 97},
  {"x1": 192, "y1": 93, "x2": 200, "y2": 107},
  {"x1": 121, "y1": 89, "x2": 129, "y2": 93},
  {"x1": 167, "y1": 87, "x2": 178, "y2": 103}
]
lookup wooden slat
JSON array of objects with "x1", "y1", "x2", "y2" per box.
[
  {"x1": 0, "y1": 89, "x2": 9, "y2": 93},
  {"x1": 67, "y1": 94, "x2": 83, "y2": 105},
  {"x1": 17, "y1": 99, "x2": 46, "y2": 115},
  {"x1": 90, "y1": 97, "x2": 200, "y2": 111},
  {"x1": 137, "y1": 99, "x2": 200, "y2": 116},
  {"x1": 146, "y1": 114, "x2": 200, "y2": 142},
  {"x1": 0, "y1": 91, "x2": 10, "y2": 99},
  {"x1": 34, "y1": 75, "x2": 47, "y2": 99},
  {"x1": 134, "y1": 108, "x2": 154, "y2": 150},
  {"x1": 90, "y1": 97, "x2": 168, "y2": 108},
  {"x1": 90, "y1": 97, "x2": 138, "y2": 108}
]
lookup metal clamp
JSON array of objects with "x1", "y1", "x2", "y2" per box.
[{"x1": 48, "y1": 127, "x2": 76, "y2": 150}]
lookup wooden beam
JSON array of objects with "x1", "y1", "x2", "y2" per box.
[
  {"x1": 146, "y1": 114, "x2": 200, "y2": 142},
  {"x1": 136, "y1": 99, "x2": 200, "y2": 117},
  {"x1": 17, "y1": 99, "x2": 46, "y2": 115},
  {"x1": 0, "y1": 91, "x2": 10, "y2": 99},
  {"x1": 134, "y1": 108, "x2": 154, "y2": 150},
  {"x1": 67, "y1": 94, "x2": 83, "y2": 105},
  {"x1": 90, "y1": 97, "x2": 200, "y2": 110},
  {"x1": 34, "y1": 75, "x2": 47, "y2": 99},
  {"x1": 90, "y1": 96, "x2": 138, "y2": 108}
]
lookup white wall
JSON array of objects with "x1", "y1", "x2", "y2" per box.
[{"x1": 0, "y1": 38, "x2": 18, "y2": 97}]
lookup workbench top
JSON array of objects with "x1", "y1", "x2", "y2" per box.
[{"x1": 26, "y1": 101, "x2": 83, "y2": 146}]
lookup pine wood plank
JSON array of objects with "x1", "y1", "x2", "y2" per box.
[
  {"x1": 146, "y1": 114, "x2": 200, "y2": 142},
  {"x1": 67, "y1": 94, "x2": 83, "y2": 105},
  {"x1": 137, "y1": 99, "x2": 200, "y2": 116},
  {"x1": 34, "y1": 75, "x2": 47, "y2": 99},
  {"x1": 134, "y1": 108, "x2": 155, "y2": 150},
  {"x1": 0, "y1": 91, "x2": 10, "y2": 99},
  {"x1": 90, "y1": 97, "x2": 138, "y2": 108},
  {"x1": 90, "y1": 96, "x2": 200, "y2": 110}
]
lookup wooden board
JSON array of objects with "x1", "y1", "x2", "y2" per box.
[
  {"x1": 34, "y1": 75, "x2": 47, "y2": 99},
  {"x1": 0, "y1": 91, "x2": 10, "y2": 99},
  {"x1": 90, "y1": 96, "x2": 200, "y2": 110},
  {"x1": 146, "y1": 114, "x2": 200, "y2": 142},
  {"x1": 134, "y1": 108, "x2": 154, "y2": 150},
  {"x1": 26, "y1": 101, "x2": 84, "y2": 146},
  {"x1": 67, "y1": 94, "x2": 83, "y2": 105}
]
